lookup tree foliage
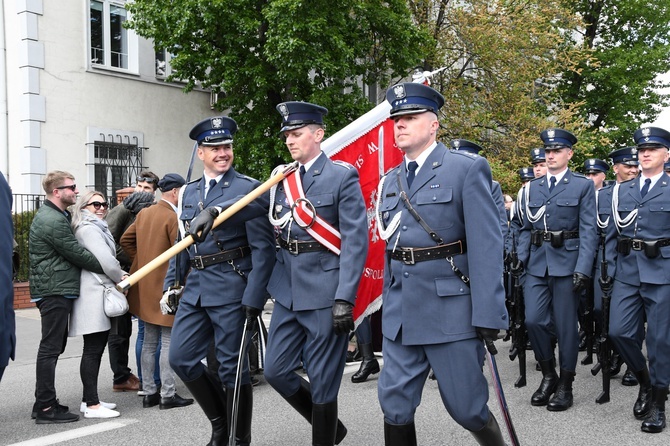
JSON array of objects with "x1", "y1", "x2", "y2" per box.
[
  {"x1": 559, "y1": 0, "x2": 670, "y2": 158},
  {"x1": 126, "y1": 0, "x2": 429, "y2": 178}
]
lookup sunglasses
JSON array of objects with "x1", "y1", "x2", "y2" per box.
[
  {"x1": 136, "y1": 176, "x2": 156, "y2": 183},
  {"x1": 55, "y1": 184, "x2": 77, "y2": 192},
  {"x1": 85, "y1": 201, "x2": 109, "y2": 210}
]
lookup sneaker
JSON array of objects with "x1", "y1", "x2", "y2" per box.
[
  {"x1": 84, "y1": 405, "x2": 120, "y2": 419},
  {"x1": 32, "y1": 399, "x2": 69, "y2": 420},
  {"x1": 35, "y1": 404, "x2": 79, "y2": 424},
  {"x1": 80, "y1": 401, "x2": 117, "y2": 413}
]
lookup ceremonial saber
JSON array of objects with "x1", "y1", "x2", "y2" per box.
[
  {"x1": 485, "y1": 339, "x2": 521, "y2": 446},
  {"x1": 116, "y1": 162, "x2": 299, "y2": 292},
  {"x1": 229, "y1": 318, "x2": 253, "y2": 446}
]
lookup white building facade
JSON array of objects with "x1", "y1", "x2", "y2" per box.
[{"x1": 1, "y1": 0, "x2": 212, "y2": 200}]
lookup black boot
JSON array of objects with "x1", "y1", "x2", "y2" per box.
[
  {"x1": 608, "y1": 353, "x2": 623, "y2": 377},
  {"x1": 547, "y1": 369, "x2": 575, "y2": 411},
  {"x1": 384, "y1": 421, "x2": 417, "y2": 446},
  {"x1": 470, "y1": 413, "x2": 506, "y2": 446},
  {"x1": 351, "y1": 343, "x2": 380, "y2": 383},
  {"x1": 634, "y1": 368, "x2": 653, "y2": 419},
  {"x1": 622, "y1": 367, "x2": 639, "y2": 386},
  {"x1": 641, "y1": 386, "x2": 668, "y2": 433},
  {"x1": 312, "y1": 401, "x2": 338, "y2": 446},
  {"x1": 531, "y1": 359, "x2": 558, "y2": 406},
  {"x1": 182, "y1": 372, "x2": 227, "y2": 446},
  {"x1": 226, "y1": 384, "x2": 253, "y2": 446},
  {"x1": 283, "y1": 378, "x2": 347, "y2": 444}
]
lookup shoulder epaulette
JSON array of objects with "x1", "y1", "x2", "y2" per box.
[
  {"x1": 332, "y1": 160, "x2": 354, "y2": 169},
  {"x1": 235, "y1": 172, "x2": 256, "y2": 182},
  {"x1": 450, "y1": 149, "x2": 478, "y2": 159},
  {"x1": 572, "y1": 172, "x2": 587, "y2": 179}
]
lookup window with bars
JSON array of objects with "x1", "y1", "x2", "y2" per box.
[{"x1": 93, "y1": 140, "x2": 145, "y2": 206}]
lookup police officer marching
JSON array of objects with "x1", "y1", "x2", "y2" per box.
[
  {"x1": 515, "y1": 128, "x2": 598, "y2": 411},
  {"x1": 263, "y1": 102, "x2": 368, "y2": 446},
  {"x1": 608, "y1": 126, "x2": 670, "y2": 433},
  {"x1": 376, "y1": 82, "x2": 508, "y2": 445},
  {"x1": 165, "y1": 116, "x2": 276, "y2": 446}
]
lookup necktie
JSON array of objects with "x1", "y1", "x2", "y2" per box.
[
  {"x1": 641, "y1": 178, "x2": 651, "y2": 198},
  {"x1": 548, "y1": 176, "x2": 556, "y2": 192},
  {"x1": 407, "y1": 161, "x2": 418, "y2": 187},
  {"x1": 206, "y1": 178, "x2": 217, "y2": 198},
  {"x1": 300, "y1": 165, "x2": 306, "y2": 180}
]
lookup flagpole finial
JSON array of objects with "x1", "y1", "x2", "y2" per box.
[{"x1": 412, "y1": 66, "x2": 447, "y2": 85}]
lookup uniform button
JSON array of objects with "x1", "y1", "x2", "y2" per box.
[
  {"x1": 403, "y1": 272, "x2": 409, "y2": 278},
  {"x1": 432, "y1": 196, "x2": 437, "y2": 201},
  {"x1": 547, "y1": 201, "x2": 551, "y2": 205},
  {"x1": 502, "y1": 314, "x2": 507, "y2": 320},
  {"x1": 317, "y1": 200, "x2": 321, "y2": 205},
  {"x1": 402, "y1": 225, "x2": 408, "y2": 231},
  {"x1": 459, "y1": 288, "x2": 464, "y2": 292}
]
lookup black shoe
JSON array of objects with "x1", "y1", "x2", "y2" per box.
[
  {"x1": 159, "y1": 393, "x2": 194, "y2": 410},
  {"x1": 547, "y1": 370, "x2": 575, "y2": 412},
  {"x1": 35, "y1": 404, "x2": 79, "y2": 424},
  {"x1": 633, "y1": 369, "x2": 653, "y2": 420},
  {"x1": 608, "y1": 353, "x2": 623, "y2": 377},
  {"x1": 351, "y1": 343, "x2": 380, "y2": 383},
  {"x1": 531, "y1": 360, "x2": 558, "y2": 406},
  {"x1": 622, "y1": 368, "x2": 639, "y2": 386},
  {"x1": 143, "y1": 392, "x2": 160, "y2": 408},
  {"x1": 578, "y1": 331, "x2": 587, "y2": 352},
  {"x1": 251, "y1": 375, "x2": 261, "y2": 387},
  {"x1": 32, "y1": 399, "x2": 68, "y2": 420},
  {"x1": 641, "y1": 387, "x2": 668, "y2": 433}
]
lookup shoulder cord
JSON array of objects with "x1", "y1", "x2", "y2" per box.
[
  {"x1": 375, "y1": 173, "x2": 402, "y2": 241},
  {"x1": 523, "y1": 181, "x2": 548, "y2": 230},
  {"x1": 596, "y1": 188, "x2": 609, "y2": 230},
  {"x1": 514, "y1": 186, "x2": 525, "y2": 224},
  {"x1": 394, "y1": 170, "x2": 469, "y2": 286},
  {"x1": 268, "y1": 164, "x2": 294, "y2": 240},
  {"x1": 611, "y1": 182, "x2": 637, "y2": 235}
]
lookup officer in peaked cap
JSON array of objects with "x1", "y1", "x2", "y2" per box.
[
  {"x1": 377, "y1": 82, "x2": 508, "y2": 445},
  {"x1": 450, "y1": 139, "x2": 508, "y2": 238},
  {"x1": 515, "y1": 127, "x2": 597, "y2": 412},
  {"x1": 608, "y1": 126, "x2": 670, "y2": 433},
  {"x1": 584, "y1": 159, "x2": 609, "y2": 191},
  {"x1": 608, "y1": 146, "x2": 639, "y2": 184},
  {"x1": 165, "y1": 115, "x2": 275, "y2": 445},
  {"x1": 519, "y1": 167, "x2": 535, "y2": 182},
  {"x1": 507, "y1": 167, "x2": 536, "y2": 251},
  {"x1": 276, "y1": 101, "x2": 328, "y2": 132},
  {"x1": 531, "y1": 147, "x2": 547, "y2": 178},
  {"x1": 264, "y1": 100, "x2": 368, "y2": 445}
]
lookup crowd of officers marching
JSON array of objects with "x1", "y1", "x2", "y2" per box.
[{"x1": 504, "y1": 127, "x2": 670, "y2": 435}]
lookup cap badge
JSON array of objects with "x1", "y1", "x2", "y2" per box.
[
  {"x1": 393, "y1": 84, "x2": 406, "y2": 99},
  {"x1": 279, "y1": 104, "x2": 289, "y2": 119},
  {"x1": 211, "y1": 117, "x2": 223, "y2": 129},
  {"x1": 453, "y1": 140, "x2": 460, "y2": 148},
  {"x1": 547, "y1": 129, "x2": 555, "y2": 139},
  {"x1": 631, "y1": 148, "x2": 637, "y2": 155},
  {"x1": 642, "y1": 128, "x2": 651, "y2": 137},
  {"x1": 533, "y1": 149, "x2": 540, "y2": 155}
]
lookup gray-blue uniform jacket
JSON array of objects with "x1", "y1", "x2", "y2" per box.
[
  {"x1": 165, "y1": 168, "x2": 276, "y2": 309},
  {"x1": 517, "y1": 171, "x2": 597, "y2": 278},
  {"x1": 378, "y1": 143, "x2": 509, "y2": 345},
  {"x1": 267, "y1": 152, "x2": 368, "y2": 309}
]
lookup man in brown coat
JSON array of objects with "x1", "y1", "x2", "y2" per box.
[{"x1": 121, "y1": 173, "x2": 193, "y2": 410}]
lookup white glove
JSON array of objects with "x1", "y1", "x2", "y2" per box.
[{"x1": 160, "y1": 286, "x2": 183, "y2": 315}]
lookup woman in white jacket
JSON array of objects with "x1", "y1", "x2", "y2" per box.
[{"x1": 69, "y1": 191, "x2": 126, "y2": 418}]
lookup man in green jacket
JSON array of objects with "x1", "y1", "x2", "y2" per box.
[{"x1": 29, "y1": 171, "x2": 104, "y2": 424}]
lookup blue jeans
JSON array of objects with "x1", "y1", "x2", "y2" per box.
[
  {"x1": 142, "y1": 322, "x2": 174, "y2": 397},
  {"x1": 35, "y1": 296, "x2": 72, "y2": 409},
  {"x1": 136, "y1": 319, "x2": 161, "y2": 387}
]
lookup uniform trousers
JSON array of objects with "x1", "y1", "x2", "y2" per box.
[
  {"x1": 264, "y1": 302, "x2": 347, "y2": 404},
  {"x1": 378, "y1": 335, "x2": 489, "y2": 431},
  {"x1": 524, "y1": 274, "x2": 579, "y2": 371},
  {"x1": 169, "y1": 298, "x2": 249, "y2": 387},
  {"x1": 609, "y1": 281, "x2": 670, "y2": 387}
]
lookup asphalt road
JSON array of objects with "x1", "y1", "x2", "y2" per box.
[{"x1": 1, "y1": 304, "x2": 668, "y2": 445}]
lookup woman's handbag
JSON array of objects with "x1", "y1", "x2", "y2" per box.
[{"x1": 91, "y1": 272, "x2": 129, "y2": 317}]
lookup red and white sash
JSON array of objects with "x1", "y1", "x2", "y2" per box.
[{"x1": 283, "y1": 170, "x2": 342, "y2": 255}]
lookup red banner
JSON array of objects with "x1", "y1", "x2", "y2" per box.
[{"x1": 328, "y1": 118, "x2": 403, "y2": 324}]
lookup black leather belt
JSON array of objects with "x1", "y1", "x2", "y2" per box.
[
  {"x1": 278, "y1": 238, "x2": 328, "y2": 255},
  {"x1": 531, "y1": 230, "x2": 579, "y2": 248},
  {"x1": 617, "y1": 236, "x2": 670, "y2": 258},
  {"x1": 190, "y1": 246, "x2": 251, "y2": 270},
  {"x1": 390, "y1": 240, "x2": 466, "y2": 265}
]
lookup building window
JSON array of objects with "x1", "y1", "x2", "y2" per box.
[
  {"x1": 89, "y1": 1, "x2": 138, "y2": 73},
  {"x1": 92, "y1": 141, "x2": 146, "y2": 206},
  {"x1": 155, "y1": 48, "x2": 175, "y2": 78}
]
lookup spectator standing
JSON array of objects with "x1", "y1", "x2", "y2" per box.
[
  {"x1": 121, "y1": 173, "x2": 193, "y2": 410},
  {"x1": 106, "y1": 171, "x2": 158, "y2": 393},
  {"x1": 69, "y1": 191, "x2": 125, "y2": 419},
  {"x1": 29, "y1": 171, "x2": 104, "y2": 424}
]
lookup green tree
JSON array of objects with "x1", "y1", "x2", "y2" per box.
[
  {"x1": 559, "y1": 0, "x2": 670, "y2": 156},
  {"x1": 126, "y1": 0, "x2": 429, "y2": 178}
]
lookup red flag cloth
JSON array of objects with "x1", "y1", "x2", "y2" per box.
[{"x1": 324, "y1": 116, "x2": 403, "y2": 325}]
